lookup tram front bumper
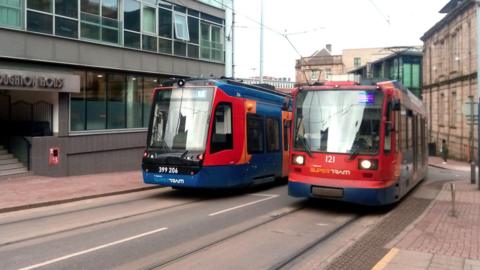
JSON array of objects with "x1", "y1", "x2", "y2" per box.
[{"x1": 288, "y1": 181, "x2": 397, "y2": 205}]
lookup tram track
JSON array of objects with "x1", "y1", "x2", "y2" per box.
[
  {"x1": 146, "y1": 203, "x2": 362, "y2": 270},
  {"x1": 145, "y1": 204, "x2": 306, "y2": 270},
  {"x1": 0, "y1": 191, "x2": 212, "y2": 247},
  {"x1": 269, "y1": 214, "x2": 362, "y2": 270}
]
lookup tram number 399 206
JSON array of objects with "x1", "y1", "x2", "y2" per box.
[{"x1": 159, "y1": 167, "x2": 179, "y2": 174}]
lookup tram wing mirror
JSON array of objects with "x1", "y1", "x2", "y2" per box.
[{"x1": 392, "y1": 100, "x2": 401, "y2": 111}]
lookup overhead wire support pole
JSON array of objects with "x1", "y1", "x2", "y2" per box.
[{"x1": 260, "y1": 0, "x2": 264, "y2": 83}]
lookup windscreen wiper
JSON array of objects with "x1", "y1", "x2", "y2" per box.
[
  {"x1": 348, "y1": 148, "x2": 359, "y2": 160},
  {"x1": 294, "y1": 117, "x2": 313, "y2": 157}
]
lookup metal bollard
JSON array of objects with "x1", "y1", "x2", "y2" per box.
[
  {"x1": 450, "y1": 183, "x2": 457, "y2": 218},
  {"x1": 471, "y1": 162, "x2": 476, "y2": 184}
]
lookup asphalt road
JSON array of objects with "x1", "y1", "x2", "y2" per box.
[{"x1": 0, "y1": 166, "x2": 465, "y2": 270}]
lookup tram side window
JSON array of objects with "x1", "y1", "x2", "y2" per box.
[
  {"x1": 395, "y1": 111, "x2": 400, "y2": 152},
  {"x1": 401, "y1": 109, "x2": 408, "y2": 150},
  {"x1": 266, "y1": 117, "x2": 280, "y2": 152},
  {"x1": 408, "y1": 114, "x2": 413, "y2": 150},
  {"x1": 247, "y1": 114, "x2": 264, "y2": 153},
  {"x1": 283, "y1": 120, "x2": 290, "y2": 151},
  {"x1": 210, "y1": 103, "x2": 233, "y2": 153},
  {"x1": 384, "y1": 102, "x2": 392, "y2": 153}
]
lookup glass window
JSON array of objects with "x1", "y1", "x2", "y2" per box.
[
  {"x1": 188, "y1": 16, "x2": 199, "y2": 44},
  {"x1": 149, "y1": 87, "x2": 214, "y2": 151},
  {"x1": 143, "y1": 5, "x2": 156, "y2": 33},
  {"x1": 81, "y1": 0, "x2": 100, "y2": 15},
  {"x1": 55, "y1": 0, "x2": 78, "y2": 18},
  {"x1": 403, "y1": 63, "x2": 412, "y2": 88},
  {"x1": 143, "y1": 77, "x2": 157, "y2": 127},
  {"x1": 126, "y1": 76, "x2": 143, "y2": 128},
  {"x1": 174, "y1": 12, "x2": 189, "y2": 41},
  {"x1": 174, "y1": 41, "x2": 186, "y2": 56},
  {"x1": 354, "y1": 57, "x2": 361, "y2": 68},
  {"x1": 55, "y1": 17, "x2": 78, "y2": 38},
  {"x1": 247, "y1": 114, "x2": 264, "y2": 153},
  {"x1": 211, "y1": 25, "x2": 223, "y2": 61},
  {"x1": 142, "y1": 34, "x2": 157, "y2": 51},
  {"x1": 102, "y1": 0, "x2": 118, "y2": 19},
  {"x1": 294, "y1": 90, "x2": 383, "y2": 155},
  {"x1": 27, "y1": 11, "x2": 53, "y2": 34},
  {"x1": 266, "y1": 117, "x2": 280, "y2": 152},
  {"x1": 0, "y1": 0, "x2": 23, "y2": 29},
  {"x1": 200, "y1": 22, "x2": 210, "y2": 59},
  {"x1": 158, "y1": 38, "x2": 172, "y2": 54},
  {"x1": 188, "y1": 44, "x2": 199, "y2": 58},
  {"x1": 71, "y1": 72, "x2": 86, "y2": 131},
  {"x1": 412, "y1": 64, "x2": 420, "y2": 89},
  {"x1": 124, "y1": 31, "x2": 140, "y2": 49},
  {"x1": 81, "y1": 21, "x2": 100, "y2": 40},
  {"x1": 86, "y1": 72, "x2": 106, "y2": 130},
  {"x1": 210, "y1": 103, "x2": 233, "y2": 153},
  {"x1": 158, "y1": 8, "x2": 172, "y2": 38},
  {"x1": 124, "y1": 0, "x2": 140, "y2": 32},
  {"x1": 283, "y1": 120, "x2": 290, "y2": 151},
  {"x1": 28, "y1": 0, "x2": 52, "y2": 12},
  {"x1": 102, "y1": 22, "x2": 119, "y2": 43},
  {"x1": 107, "y1": 74, "x2": 126, "y2": 129}
]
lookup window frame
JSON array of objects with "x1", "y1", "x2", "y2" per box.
[
  {"x1": 173, "y1": 11, "x2": 190, "y2": 41},
  {"x1": 210, "y1": 102, "x2": 233, "y2": 154},
  {"x1": 247, "y1": 114, "x2": 265, "y2": 154},
  {"x1": 266, "y1": 117, "x2": 280, "y2": 152}
]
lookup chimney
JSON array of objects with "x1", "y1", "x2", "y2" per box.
[{"x1": 326, "y1": 44, "x2": 332, "y2": 52}]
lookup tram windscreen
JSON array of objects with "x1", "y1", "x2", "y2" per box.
[
  {"x1": 149, "y1": 87, "x2": 214, "y2": 151},
  {"x1": 294, "y1": 90, "x2": 384, "y2": 155}
]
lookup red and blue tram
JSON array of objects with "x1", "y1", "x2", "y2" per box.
[
  {"x1": 142, "y1": 79, "x2": 292, "y2": 189},
  {"x1": 288, "y1": 80, "x2": 428, "y2": 205}
]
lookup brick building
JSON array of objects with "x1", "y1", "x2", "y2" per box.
[{"x1": 422, "y1": 0, "x2": 478, "y2": 161}]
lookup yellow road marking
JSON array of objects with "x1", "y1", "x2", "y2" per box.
[{"x1": 371, "y1": 248, "x2": 399, "y2": 270}]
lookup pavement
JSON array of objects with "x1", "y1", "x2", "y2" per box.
[
  {"x1": 0, "y1": 171, "x2": 158, "y2": 213},
  {"x1": 373, "y1": 156, "x2": 480, "y2": 270},
  {"x1": 0, "y1": 157, "x2": 479, "y2": 269}
]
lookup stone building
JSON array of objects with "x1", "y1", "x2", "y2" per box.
[{"x1": 422, "y1": 0, "x2": 478, "y2": 161}]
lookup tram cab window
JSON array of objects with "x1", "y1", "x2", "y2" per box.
[
  {"x1": 210, "y1": 103, "x2": 233, "y2": 153},
  {"x1": 247, "y1": 114, "x2": 264, "y2": 153}
]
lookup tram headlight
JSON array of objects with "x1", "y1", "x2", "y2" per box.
[
  {"x1": 359, "y1": 159, "x2": 378, "y2": 170},
  {"x1": 293, "y1": 155, "x2": 305, "y2": 165}
]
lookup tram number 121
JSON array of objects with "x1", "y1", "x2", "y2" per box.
[{"x1": 325, "y1": 155, "x2": 335, "y2": 164}]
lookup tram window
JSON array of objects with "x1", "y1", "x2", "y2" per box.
[
  {"x1": 395, "y1": 111, "x2": 400, "y2": 152},
  {"x1": 210, "y1": 103, "x2": 233, "y2": 154},
  {"x1": 283, "y1": 120, "x2": 290, "y2": 151},
  {"x1": 384, "y1": 102, "x2": 392, "y2": 153},
  {"x1": 401, "y1": 109, "x2": 408, "y2": 150},
  {"x1": 408, "y1": 116, "x2": 413, "y2": 149},
  {"x1": 266, "y1": 117, "x2": 280, "y2": 152},
  {"x1": 247, "y1": 114, "x2": 264, "y2": 153}
]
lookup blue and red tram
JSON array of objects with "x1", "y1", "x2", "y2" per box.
[
  {"x1": 288, "y1": 80, "x2": 428, "y2": 205},
  {"x1": 142, "y1": 79, "x2": 292, "y2": 189}
]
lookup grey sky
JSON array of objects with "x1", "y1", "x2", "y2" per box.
[{"x1": 233, "y1": 0, "x2": 447, "y2": 80}]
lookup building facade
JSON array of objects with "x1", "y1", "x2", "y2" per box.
[
  {"x1": 295, "y1": 45, "x2": 392, "y2": 86},
  {"x1": 295, "y1": 46, "x2": 343, "y2": 85},
  {"x1": 422, "y1": 0, "x2": 478, "y2": 161},
  {"x1": 349, "y1": 47, "x2": 423, "y2": 98},
  {"x1": 0, "y1": 0, "x2": 227, "y2": 177}
]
